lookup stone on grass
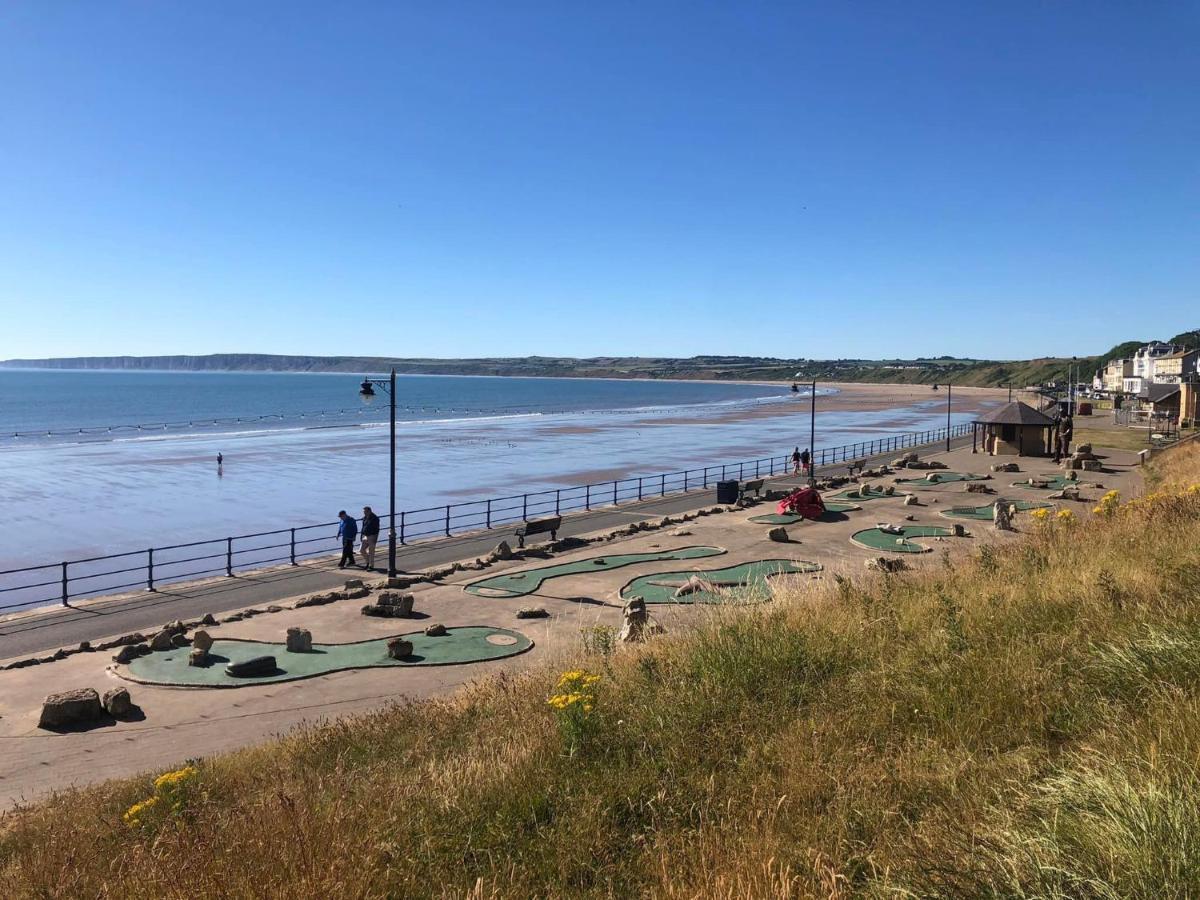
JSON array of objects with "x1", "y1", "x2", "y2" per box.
[
  {"x1": 966, "y1": 482, "x2": 993, "y2": 494},
  {"x1": 38, "y1": 688, "x2": 102, "y2": 729},
  {"x1": 993, "y1": 501, "x2": 1015, "y2": 532},
  {"x1": 424, "y1": 623, "x2": 448, "y2": 637},
  {"x1": 191, "y1": 630, "x2": 214, "y2": 653},
  {"x1": 516, "y1": 606, "x2": 549, "y2": 619},
  {"x1": 170, "y1": 633, "x2": 190, "y2": 648},
  {"x1": 386, "y1": 638, "x2": 414, "y2": 660},
  {"x1": 285, "y1": 628, "x2": 313, "y2": 653},
  {"x1": 903, "y1": 495, "x2": 918, "y2": 506},
  {"x1": 149, "y1": 630, "x2": 174, "y2": 651},
  {"x1": 102, "y1": 687, "x2": 132, "y2": 718},
  {"x1": 225, "y1": 656, "x2": 277, "y2": 678},
  {"x1": 188, "y1": 647, "x2": 209, "y2": 667}
]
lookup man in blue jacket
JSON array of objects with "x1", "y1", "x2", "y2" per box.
[{"x1": 336, "y1": 510, "x2": 358, "y2": 569}]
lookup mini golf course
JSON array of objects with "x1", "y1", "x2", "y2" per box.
[
  {"x1": 120, "y1": 626, "x2": 533, "y2": 688},
  {"x1": 619, "y1": 559, "x2": 822, "y2": 605},
  {"x1": 463, "y1": 546, "x2": 725, "y2": 598},
  {"x1": 940, "y1": 500, "x2": 1053, "y2": 521},
  {"x1": 1010, "y1": 475, "x2": 1082, "y2": 491},
  {"x1": 828, "y1": 487, "x2": 895, "y2": 502},
  {"x1": 748, "y1": 503, "x2": 860, "y2": 524},
  {"x1": 850, "y1": 525, "x2": 957, "y2": 553},
  {"x1": 893, "y1": 472, "x2": 988, "y2": 487}
]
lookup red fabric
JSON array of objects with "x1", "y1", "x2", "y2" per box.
[{"x1": 777, "y1": 487, "x2": 827, "y2": 519}]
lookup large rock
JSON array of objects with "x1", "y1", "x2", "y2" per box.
[
  {"x1": 767, "y1": 527, "x2": 789, "y2": 543},
  {"x1": 903, "y1": 495, "x2": 918, "y2": 506},
  {"x1": 188, "y1": 647, "x2": 209, "y2": 667},
  {"x1": 993, "y1": 501, "x2": 1015, "y2": 531},
  {"x1": 148, "y1": 630, "x2": 174, "y2": 651},
  {"x1": 225, "y1": 656, "x2": 277, "y2": 678},
  {"x1": 191, "y1": 630, "x2": 214, "y2": 653},
  {"x1": 424, "y1": 623, "x2": 448, "y2": 637},
  {"x1": 285, "y1": 628, "x2": 313, "y2": 653},
  {"x1": 112, "y1": 644, "x2": 148, "y2": 664},
  {"x1": 386, "y1": 638, "x2": 414, "y2": 660},
  {"x1": 491, "y1": 541, "x2": 515, "y2": 561},
  {"x1": 101, "y1": 687, "x2": 132, "y2": 718},
  {"x1": 1081, "y1": 459, "x2": 1102, "y2": 471},
  {"x1": 991, "y1": 462, "x2": 1020, "y2": 473},
  {"x1": 170, "y1": 633, "x2": 190, "y2": 648},
  {"x1": 966, "y1": 482, "x2": 993, "y2": 494},
  {"x1": 516, "y1": 607, "x2": 549, "y2": 619},
  {"x1": 362, "y1": 592, "x2": 414, "y2": 618},
  {"x1": 38, "y1": 688, "x2": 103, "y2": 729},
  {"x1": 344, "y1": 578, "x2": 365, "y2": 591}
]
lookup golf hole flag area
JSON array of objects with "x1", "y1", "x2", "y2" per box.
[
  {"x1": 619, "y1": 559, "x2": 822, "y2": 605},
  {"x1": 463, "y1": 546, "x2": 725, "y2": 598},
  {"x1": 748, "y1": 502, "x2": 860, "y2": 525},
  {"x1": 940, "y1": 500, "x2": 1054, "y2": 521},
  {"x1": 120, "y1": 627, "x2": 533, "y2": 688},
  {"x1": 850, "y1": 525, "x2": 957, "y2": 553},
  {"x1": 893, "y1": 472, "x2": 988, "y2": 487}
]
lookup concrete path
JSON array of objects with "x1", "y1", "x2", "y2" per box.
[{"x1": 0, "y1": 437, "x2": 971, "y2": 662}]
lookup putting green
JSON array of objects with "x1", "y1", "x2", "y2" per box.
[
  {"x1": 749, "y1": 504, "x2": 861, "y2": 526},
  {"x1": 1010, "y1": 475, "x2": 1079, "y2": 491},
  {"x1": 619, "y1": 559, "x2": 822, "y2": 605},
  {"x1": 850, "y1": 525, "x2": 957, "y2": 553},
  {"x1": 828, "y1": 487, "x2": 895, "y2": 502},
  {"x1": 463, "y1": 546, "x2": 725, "y2": 598},
  {"x1": 940, "y1": 500, "x2": 1053, "y2": 521},
  {"x1": 893, "y1": 472, "x2": 987, "y2": 487},
  {"x1": 119, "y1": 626, "x2": 533, "y2": 688}
]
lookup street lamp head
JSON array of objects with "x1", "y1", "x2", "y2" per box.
[{"x1": 359, "y1": 379, "x2": 377, "y2": 405}]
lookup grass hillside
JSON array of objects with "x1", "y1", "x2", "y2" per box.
[{"x1": 4, "y1": 444, "x2": 1200, "y2": 897}]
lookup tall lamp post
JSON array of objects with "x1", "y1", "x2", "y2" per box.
[
  {"x1": 809, "y1": 379, "x2": 817, "y2": 487},
  {"x1": 359, "y1": 368, "x2": 398, "y2": 579},
  {"x1": 946, "y1": 381, "x2": 953, "y2": 452}
]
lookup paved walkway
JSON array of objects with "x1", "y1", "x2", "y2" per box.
[{"x1": 0, "y1": 437, "x2": 971, "y2": 662}]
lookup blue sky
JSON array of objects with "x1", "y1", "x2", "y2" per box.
[{"x1": 0, "y1": 2, "x2": 1195, "y2": 361}]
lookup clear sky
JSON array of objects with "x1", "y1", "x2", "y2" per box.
[{"x1": 1, "y1": 2, "x2": 1195, "y2": 362}]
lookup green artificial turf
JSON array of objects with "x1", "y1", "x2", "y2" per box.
[{"x1": 619, "y1": 559, "x2": 822, "y2": 605}]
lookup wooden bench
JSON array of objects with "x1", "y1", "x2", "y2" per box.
[
  {"x1": 515, "y1": 516, "x2": 561, "y2": 548},
  {"x1": 738, "y1": 478, "x2": 765, "y2": 502}
]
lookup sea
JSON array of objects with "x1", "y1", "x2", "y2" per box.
[{"x1": 0, "y1": 370, "x2": 976, "y2": 600}]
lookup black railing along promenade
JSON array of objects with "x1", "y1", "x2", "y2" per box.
[{"x1": 0, "y1": 423, "x2": 972, "y2": 613}]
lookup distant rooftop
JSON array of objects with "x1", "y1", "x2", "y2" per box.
[{"x1": 975, "y1": 401, "x2": 1057, "y2": 426}]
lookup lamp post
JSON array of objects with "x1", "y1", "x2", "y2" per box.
[
  {"x1": 359, "y1": 368, "x2": 398, "y2": 579},
  {"x1": 809, "y1": 380, "x2": 817, "y2": 487},
  {"x1": 946, "y1": 381, "x2": 953, "y2": 452}
]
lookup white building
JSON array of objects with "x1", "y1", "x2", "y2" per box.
[{"x1": 1125, "y1": 342, "x2": 1179, "y2": 394}]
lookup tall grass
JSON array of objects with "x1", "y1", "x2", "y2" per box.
[{"x1": 3, "y1": 443, "x2": 1200, "y2": 898}]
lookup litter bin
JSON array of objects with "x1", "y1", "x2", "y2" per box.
[{"x1": 716, "y1": 480, "x2": 739, "y2": 504}]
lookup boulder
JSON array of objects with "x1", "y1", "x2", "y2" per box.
[
  {"x1": 225, "y1": 656, "x2": 277, "y2": 678},
  {"x1": 386, "y1": 638, "x2": 414, "y2": 660},
  {"x1": 951, "y1": 523, "x2": 967, "y2": 537},
  {"x1": 344, "y1": 578, "x2": 365, "y2": 590},
  {"x1": 170, "y1": 633, "x2": 190, "y2": 648},
  {"x1": 38, "y1": 688, "x2": 103, "y2": 729},
  {"x1": 767, "y1": 527, "x2": 789, "y2": 543},
  {"x1": 191, "y1": 630, "x2": 214, "y2": 652},
  {"x1": 200, "y1": 613, "x2": 218, "y2": 626},
  {"x1": 1077, "y1": 443, "x2": 1093, "y2": 455},
  {"x1": 163, "y1": 620, "x2": 187, "y2": 636},
  {"x1": 188, "y1": 647, "x2": 209, "y2": 667},
  {"x1": 884, "y1": 485, "x2": 896, "y2": 496},
  {"x1": 96, "y1": 632, "x2": 147, "y2": 651},
  {"x1": 966, "y1": 483, "x2": 994, "y2": 494},
  {"x1": 491, "y1": 540, "x2": 516, "y2": 561},
  {"x1": 925, "y1": 472, "x2": 941, "y2": 483},
  {"x1": 1081, "y1": 459, "x2": 1102, "y2": 471},
  {"x1": 993, "y1": 501, "x2": 1015, "y2": 531},
  {"x1": 101, "y1": 687, "x2": 133, "y2": 718},
  {"x1": 516, "y1": 607, "x2": 549, "y2": 619},
  {"x1": 362, "y1": 592, "x2": 415, "y2": 617},
  {"x1": 619, "y1": 598, "x2": 661, "y2": 643},
  {"x1": 670, "y1": 527, "x2": 693, "y2": 536},
  {"x1": 903, "y1": 495, "x2": 918, "y2": 506},
  {"x1": 148, "y1": 630, "x2": 174, "y2": 652},
  {"x1": 424, "y1": 623, "x2": 448, "y2": 637},
  {"x1": 112, "y1": 644, "x2": 145, "y2": 665},
  {"x1": 285, "y1": 628, "x2": 313, "y2": 653}
]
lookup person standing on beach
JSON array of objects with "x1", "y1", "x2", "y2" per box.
[
  {"x1": 216, "y1": 452, "x2": 223, "y2": 467},
  {"x1": 336, "y1": 510, "x2": 358, "y2": 569},
  {"x1": 800, "y1": 447, "x2": 811, "y2": 476},
  {"x1": 791, "y1": 446, "x2": 802, "y2": 475},
  {"x1": 360, "y1": 506, "x2": 380, "y2": 571}
]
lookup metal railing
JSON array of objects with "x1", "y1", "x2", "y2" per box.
[{"x1": 0, "y1": 423, "x2": 972, "y2": 613}]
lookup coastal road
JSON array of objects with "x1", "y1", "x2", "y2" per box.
[{"x1": 0, "y1": 436, "x2": 973, "y2": 661}]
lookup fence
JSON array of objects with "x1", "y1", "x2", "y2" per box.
[{"x1": 0, "y1": 423, "x2": 973, "y2": 613}]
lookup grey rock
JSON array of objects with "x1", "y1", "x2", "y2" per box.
[
  {"x1": 993, "y1": 501, "x2": 1015, "y2": 532},
  {"x1": 516, "y1": 607, "x2": 549, "y2": 619},
  {"x1": 386, "y1": 638, "x2": 414, "y2": 660},
  {"x1": 670, "y1": 527, "x2": 693, "y2": 536},
  {"x1": 112, "y1": 645, "x2": 140, "y2": 665},
  {"x1": 78, "y1": 641, "x2": 92, "y2": 652},
  {"x1": 149, "y1": 630, "x2": 174, "y2": 651},
  {"x1": 285, "y1": 628, "x2": 313, "y2": 653},
  {"x1": 101, "y1": 687, "x2": 133, "y2": 718},
  {"x1": 766, "y1": 526, "x2": 789, "y2": 543},
  {"x1": 951, "y1": 523, "x2": 967, "y2": 537},
  {"x1": 491, "y1": 541, "x2": 515, "y2": 561},
  {"x1": 38, "y1": 688, "x2": 102, "y2": 729},
  {"x1": 344, "y1": 578, "x2": 365, "y2": 590},
  {"x1": 200, "y1": 613, "x2": 218, "y2": 626},
  {"x1": 619, "y1": 598, "x2": 651, "y2": 643},
  {"x1": 225, "y1": 656, "x2": 277, "y2": 678},
  {"x1": 170, "y1": 633, "x2": 190, "y2": 648},
  {"x1": 424, "y1": 623, "x2": 448, "y2": 637},
  {"x1": 1081, "y1": 459, "x2": 1102, "y2": 471},
  {"x1": 903, "y1": 495, "x2": 919, "y2": 506},
  {"x1": 163, "y1": 620, "x2": 187, "y2": 636},
  {"x1": 188, "y1": 647, "x2": 209, "y2": 667}
]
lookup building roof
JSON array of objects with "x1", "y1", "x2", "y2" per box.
[
  {"x1": 975, "y1": 401, "x2": 1057, "y2": 426},
  {"x1": 1161, "y1": 350, "x2": 1196, "y2": 360},
  {"x1": 1139, "y1": 383, "x2": 1181, "y2": 403}
]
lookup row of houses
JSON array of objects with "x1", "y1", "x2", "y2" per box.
[{"x1": 1093, "y1": 341, "x2": 1199, "y2": 428}]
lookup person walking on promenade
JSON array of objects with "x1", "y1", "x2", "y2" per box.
[
  {"x1": 800, "y1": 447, "x2": 811, "y2": 477},
  {"x1": 217, "y1": 452, "x2": 223, "y2": 467},
  {"x1": 336, "y1": 510, "x2": 358, "y2": 569},
  {"x1": 791, "y1": 446, "x2": 802, "y2": 475},
  {"x1": 360, "y1": 505, "x2": 380, "y2": 571}
]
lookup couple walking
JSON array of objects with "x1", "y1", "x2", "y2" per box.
[{"x1": 336, "y1": 506, "x2": 381, "y2": 570}]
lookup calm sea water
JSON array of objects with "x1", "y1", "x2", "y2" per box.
[{"x1": 0, "y1": 370, "x2": 973, "y2": 584}]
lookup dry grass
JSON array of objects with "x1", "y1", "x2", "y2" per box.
[{"x1": 4, "y1": 445, "x2": 1200, "y2": 898}]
